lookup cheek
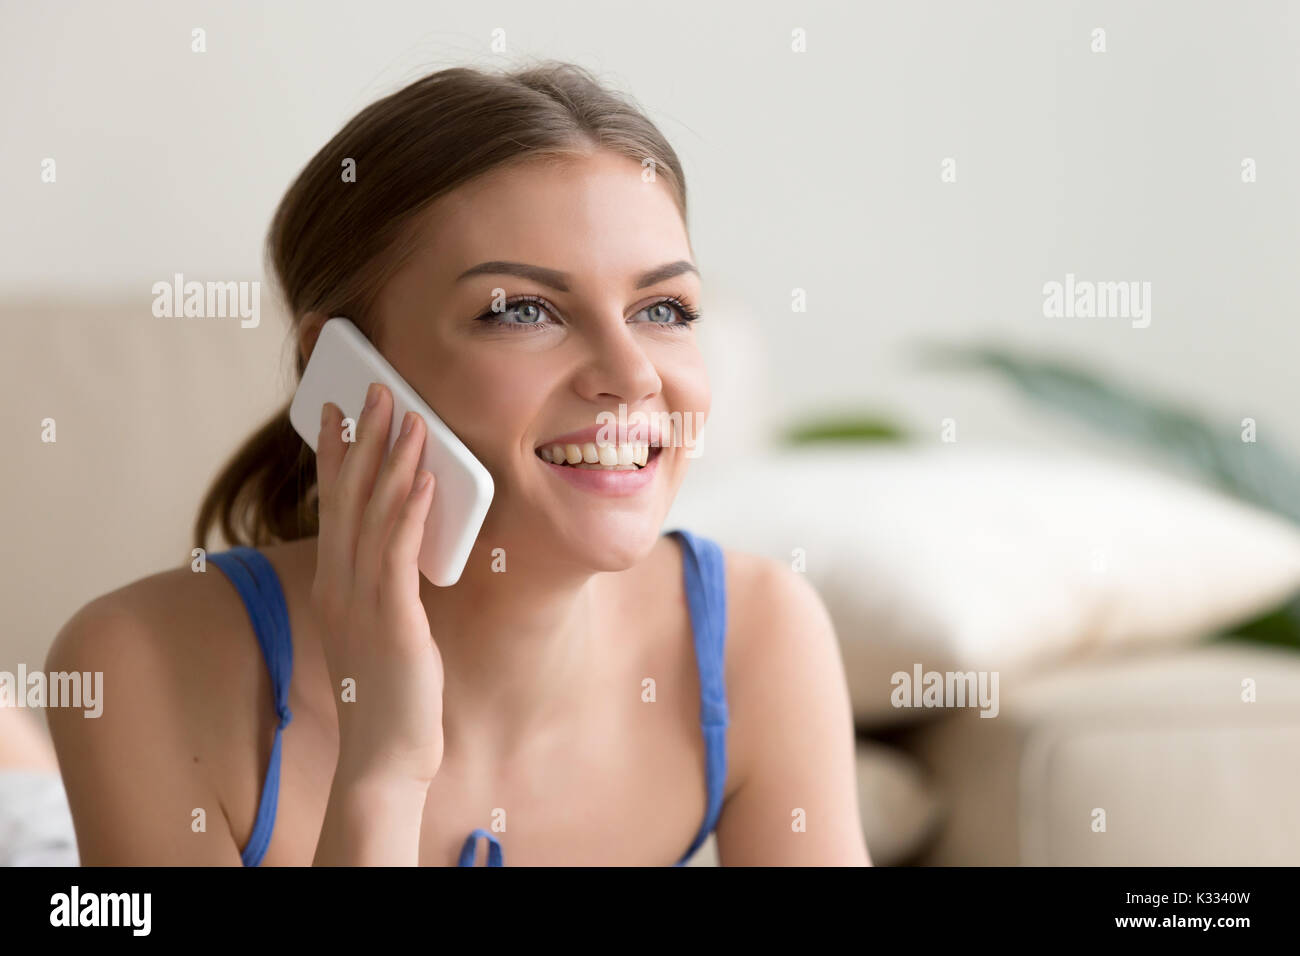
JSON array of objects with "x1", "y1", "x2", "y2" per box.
[
  {"x1": 423, "y1": 352, "x2": 544, "y2": 469},
  {"x1": 650, "y1": 350, "x2": 710, "y2": 469},
  {"x1": 665, "y1": 349, "x2": 711, "y2": 423}
]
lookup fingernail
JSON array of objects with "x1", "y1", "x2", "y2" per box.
[
  {"x1": 401, "y1": 411, "x2": 416, "y2": 437},
  {"x1": 320, "y1": 402, "x2": 331, "y2": 426},
  {"x1": 364, "y1": 382, "x2": 380, "y2": 410}
]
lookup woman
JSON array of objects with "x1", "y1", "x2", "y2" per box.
[{"x1": 45, "y1": 61, "x2": 869, "y2": 866}]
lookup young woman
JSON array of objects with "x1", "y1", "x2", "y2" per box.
[{"x1": 45, "y1": 61, "x2": 869, "y2": 866}]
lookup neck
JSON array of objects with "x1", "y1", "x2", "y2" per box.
[{"x1": 418, "y1": 538, "x2": 605, "y2": 758}]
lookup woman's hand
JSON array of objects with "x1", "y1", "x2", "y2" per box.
[{"x1": 312, "y1": 382, "x2": 444, "y2": 790}]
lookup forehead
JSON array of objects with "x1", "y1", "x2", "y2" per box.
[{"x1": 408, "y1": 150, "x2": 693, "y2": 287}]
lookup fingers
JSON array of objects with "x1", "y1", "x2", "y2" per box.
[
  {"x1": 385, "y1": 470, "x2": 436, "y2": 610},
  {"x1": 327, "y1": 382, "x2": 394, "y2": 566},
  {"x1": 314, "y1": 383, "x2": 393, "y2": 601},
  {"x1": 354, "y1": 410, "x2": 429, "y2": 601},
  {"x1": 315, "y1": 400, "x2": 349, "y2": 590}
]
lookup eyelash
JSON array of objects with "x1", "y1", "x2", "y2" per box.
[{"x1": 474, "y1": 294, "x2": 702, "y2": 330}]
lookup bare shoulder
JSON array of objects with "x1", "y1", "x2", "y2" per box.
[
  {"x1": 47, "y1": 549, "x2": 267, "y2": 693},
  {"x1": 719, "y1": 547, "x2": 839, "y2": 674},
  {"x1": 46, "y1": 539, "x2": 322, "y2": 746},
  {"x1": 711, "y1": 545, "x2": 869, "y2": 864},
  {"x1": 43, "y1": 544, "x2": 307, "y2": 863},
  {"x1": 715, "y1": 545, "x2": 852, "y2": 782}
]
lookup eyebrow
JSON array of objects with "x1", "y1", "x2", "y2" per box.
[{"x1": 455, "y1": 259, "x2": 699, "y2": 292}]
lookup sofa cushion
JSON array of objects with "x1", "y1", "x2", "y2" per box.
[{"x1": 894, "y1": 642, "x2": 1300, "y2": 865}]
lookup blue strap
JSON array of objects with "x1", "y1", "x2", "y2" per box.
[
  {"x1": 458, "y1": 828, "x2": 504, "y2": 867},
  {"x1": 668, "y1": 529, "x2": 729, "y2": 866},
  {"x1": 208, "y1": 546, "x2": 294, "y2": 867}
]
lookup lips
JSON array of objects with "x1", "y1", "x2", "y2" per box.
[{"x1": 537, "y1": 440, "x2": 662, "y2": 495}]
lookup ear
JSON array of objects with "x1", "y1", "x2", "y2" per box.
[{"x1": 297, "y1": 312, "x2": 329, "y2": 367}]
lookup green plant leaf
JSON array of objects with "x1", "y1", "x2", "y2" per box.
[
  {"x1": 1211, "y1": 594, "x2": 1300, "y2": 650},
  {"x1": 922, "y1": 342, "x2": 1300, "y2": 650},
  {"x1": 920, "y1": 343, "x2": 1300, "y2": 524},
  {"x1": 784, "y1": 416, "x2": 907, "y2": 445}
]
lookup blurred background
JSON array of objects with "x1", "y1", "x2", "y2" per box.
[{"x1": 2, "y1": 0, "x2": 1298, "y2": 865}]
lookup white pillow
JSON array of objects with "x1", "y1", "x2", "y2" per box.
[{"x1": 665, "y1": 447, "x2": 1300, "y2": 728}]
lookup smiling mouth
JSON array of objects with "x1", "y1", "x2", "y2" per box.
[{"x1": 536, "y1": 441, "x2": 660, "y2": 470}]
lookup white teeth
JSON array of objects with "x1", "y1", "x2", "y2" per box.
[{"x1": 539, "y1": 441, "x2": 653, "y2": 469}]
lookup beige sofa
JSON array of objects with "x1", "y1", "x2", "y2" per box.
[{"x1": 894, "y1": 642, "x2": 1300, "y2": 864}]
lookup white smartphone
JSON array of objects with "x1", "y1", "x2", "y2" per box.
[{"x1": 288, "y1": 317, "x2": 494, "y2": 587}]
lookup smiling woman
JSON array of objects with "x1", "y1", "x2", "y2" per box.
[{"x1": 44, "y1": 59, "x2": 870, "y2": 867}]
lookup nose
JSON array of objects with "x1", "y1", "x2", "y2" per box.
[{"x1": 571, "y1": 320, "x2": 663, "y2": 407}]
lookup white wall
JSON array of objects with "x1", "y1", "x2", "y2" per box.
[{"x1": 3, "y1": 0, "x2": 1297, "y2": 449}]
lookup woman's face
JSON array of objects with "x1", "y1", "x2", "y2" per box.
[{"x1": 372, "y1": 150, "x2": 709, "y2": 573}]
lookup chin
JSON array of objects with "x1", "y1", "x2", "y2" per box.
[{"x1": 562, "y1": 510, "x2": 665, "y2": 572}]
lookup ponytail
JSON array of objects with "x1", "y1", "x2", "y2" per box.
[{"x1": 193, "y1": 403, "x2": 318, "y2": 549}]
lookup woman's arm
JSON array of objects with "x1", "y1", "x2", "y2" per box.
[
  {"x1": 713, "y1": 555, "x2": 872, "y2": 866},
  {"x1": 45, "y1": 594, "x2": 245, "y2": 865}
]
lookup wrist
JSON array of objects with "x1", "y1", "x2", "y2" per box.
[
  {"x1": 332, "y1": 755, "x2": 436, "y2": 802},
  {"x1": 316, "y1": 766, "x2": 430, "y2": 866}
]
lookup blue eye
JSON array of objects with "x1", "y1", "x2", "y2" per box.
[
  {"x1": 632, "y1": 296, "x2": 702, "y2": 328},
  {"x1": 475, "y1": 295, "x2": 557, "y2": 329},
  {"x1": 474, "y1": 294, "x2": 702, "y2": 330},
  {"x1": 499, "y1": 299, "x2": 549, "y2": 325},
  {"x1": 507, "y1": 302, "x2": 545, "y2": 323}
]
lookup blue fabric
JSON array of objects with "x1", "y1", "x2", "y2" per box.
[
  {"x1": 667, "y1": 528, "x2": 730, "y2": 866},
  {"x1": 208, "y1": 547, "x2": 294, "y2": 868},
  {"x1": 457, "y1": 827, "x2": 504, "y2": 867},
  {"x1": 214, "y1": 529, "x2": 728, "y2": 867}
]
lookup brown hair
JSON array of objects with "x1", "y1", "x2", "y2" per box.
[{"x1": 193, "y1": 59, "x2": 689, "y2": 550}]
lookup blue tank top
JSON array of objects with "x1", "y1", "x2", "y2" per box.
[{"x1": 208, "y1": 528, "x2": 729, "y2": 867}]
